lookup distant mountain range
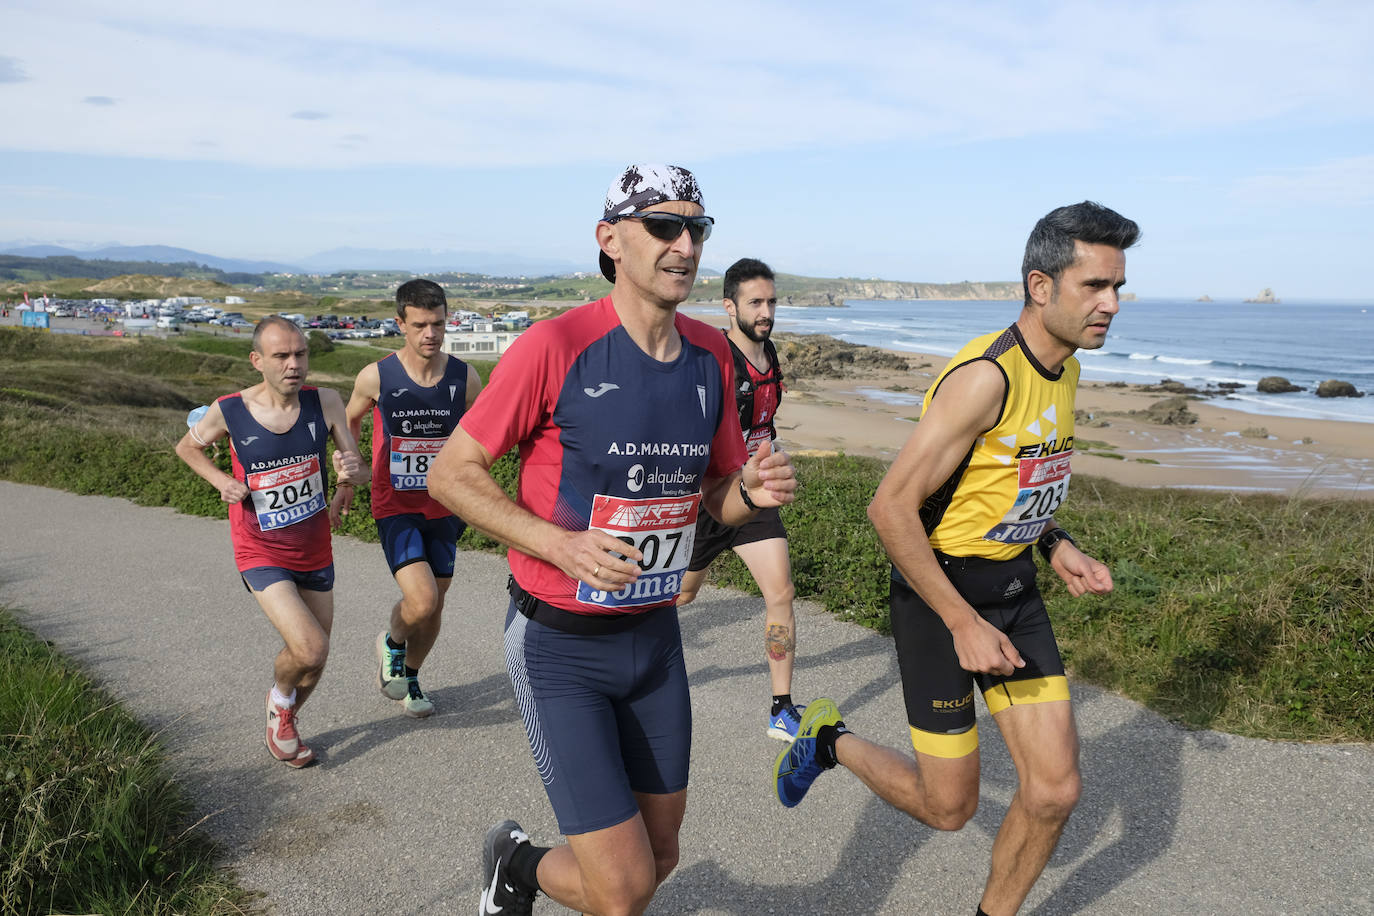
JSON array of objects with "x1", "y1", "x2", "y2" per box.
[{"x1": 0, "y1": 242, "x2": 587, "y2": 278}]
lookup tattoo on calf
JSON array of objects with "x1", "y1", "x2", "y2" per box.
[{"x1": 765, "y1": 624, "x2": 794, "y2": 661}]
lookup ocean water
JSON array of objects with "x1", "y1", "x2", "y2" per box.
[{"x1": 773, "y1": 298, "x2": 1374, "y2": 425}]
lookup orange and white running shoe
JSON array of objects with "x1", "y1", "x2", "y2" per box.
[{"x1": 265, "y1": 691, "x2": 315, "y2": 768}]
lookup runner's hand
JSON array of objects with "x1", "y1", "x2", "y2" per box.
[
  {"x1": 548, "y1": 529, "x2": 644, "y2": 590},
  {"x1": 950, "y1": 614, "x2": 1025, "y2": 677},
  {"x1": 741, "y1": 439, "x2": 797, "y2": 507},
  {"x1": 332, "y1": 449, "x2": 366, "y2": 485},
  {"x1": 1052, "y1": 544, "x2": 1114, "y2": 597},
  {"x1": 217, "y1": 478, "x2": 249, "y2": 504},
  {"x1": 328, "y1": 488, "x2": 352, "y2": 531}
]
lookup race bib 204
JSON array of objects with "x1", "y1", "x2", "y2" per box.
[
  {"x1": 577, "y1": 493, "x2": 700, "y2": 609},
  {"x1": 983, "y1": 452, "x2": 1072, "y2": 545},
  {"x1": 248, "y1": 457, "x2": 326, "y2": 531},
  {"x1": 389, "y1": 436, "x2": 444, "y2": 491}
]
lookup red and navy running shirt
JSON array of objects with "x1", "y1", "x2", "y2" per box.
[
  {"x1": 461, "y1": 297, "x2": 748, "y2": 615},
  {"x1": 730, "y1": 336, "x2": 782, "y2": 456},
  {"x1": 220, "y1": 387, "x2": 333, "y2": 573},
  {"x1": 370, "y1": 352, "x2": 470, "y2": 520}
]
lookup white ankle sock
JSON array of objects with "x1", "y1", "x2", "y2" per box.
[{"x1": 271, "y1": 685, "x2": 297, "y2": 708}]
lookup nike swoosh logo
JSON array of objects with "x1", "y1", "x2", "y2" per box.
[
  {"x1": 484, "y1": 864, "x2": 505, "y2": 913},
  {"x1": 583, "y1": 382, "x2": 620, "y2": 398}
]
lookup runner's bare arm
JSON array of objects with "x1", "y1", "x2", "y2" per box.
[
  {"x1": 319, "y1": 387, "x2": 368, "y2": 487},
  {"x1": 329, "y1": 365, "x2": 378, "y2": 526},
  {"x1": 174, "y1": 401, "x2": 248, "y2": 503},
  {"x1": 464, "y1": 364, "x2": 483, "y2": 408},
  {"x1": 343, "y1": 362, "x2": 380, "y2": 445},
  {"x1": 428, "y1": 427, "x2": 643, "y2": 590},
  {"x1": 868, "y1": 360, "x2": 1025, "y2": 676}
]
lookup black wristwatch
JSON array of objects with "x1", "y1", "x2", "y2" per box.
[
  {"x1": 1037, "y1": 527, "x2": 1077, "y2": 564},
  {"x1": 738, "y1": 478, "x2": 759, "y2": 511}
]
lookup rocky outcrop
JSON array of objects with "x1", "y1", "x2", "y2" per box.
[
  {"x1": 1316, "y1": 380, "x2": 1364, "y2": 398},
  {"x1": 1257, "y1": 376, "x2": 1304, "y2": 393},
  {"x1": 1135, "y1": 397, "x2": 1198, "y2": 426},
  {"x1": 778, "y1": 279, "x2": 1022, "y2": 307},
  {"x1": 1197, "y1": 294, "x2": 1213, "y2": 302},
  {"x1": 772, "y1": 333, "x2": 911, "y2": 380},
  {"x1": 1244, "y1": 288, "x2": 1280, "y2": 303}
]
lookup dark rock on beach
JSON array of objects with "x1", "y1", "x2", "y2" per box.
[
  {"x1": 773, "y1": 333, "x2": 911, "y2": 380},
  {"x1": 1135, "y1": 396, "x2": 1198, "y2": 426},
  {"x1": 1316, "y1": 380, "x2": 1364, "y2": 398},
  {"x1": 1258, "y1": 376, "x2": 1304, "y2": 394}
]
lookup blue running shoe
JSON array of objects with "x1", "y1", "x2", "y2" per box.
[
  {"x1": 774, "y1": 698, "x2": 842, "y2": 808},
  {"x1": 767, "y1": 703, "x2": 806, "y2": 742}
]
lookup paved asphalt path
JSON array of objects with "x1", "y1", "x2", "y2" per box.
[{"x1": 2, "y1": 480, "x2": 1370, "y2": 915}]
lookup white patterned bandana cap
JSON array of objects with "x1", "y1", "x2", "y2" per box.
[{"x1": 602, "y1": 164, "x2": 704, "y2": 220}]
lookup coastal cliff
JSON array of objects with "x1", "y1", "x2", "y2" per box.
[{"x1": 763, "y1": 276, "x2": 1021, "y2": 307}]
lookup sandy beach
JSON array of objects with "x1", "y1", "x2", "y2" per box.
[{"x1": 680, "y1": 305, "x2": 1374, "y2": 498}]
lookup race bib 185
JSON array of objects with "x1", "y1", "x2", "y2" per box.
[
  {"x1": 247, "y1": 457, "x2": 326, "y2": 530},
  {"x1": 577, "y1": 493, "x2": 700, "y2": 609},
  {"x1": 389, "y1": 436, "x2": 444, "y2": 490},
  {"x1": 983, "y1": 452, "x2": 1072, "y2": 545}
]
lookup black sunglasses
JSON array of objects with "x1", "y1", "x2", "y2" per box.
[{"x1": 610, "y1": 212, "x2": 715, "y2": 244}]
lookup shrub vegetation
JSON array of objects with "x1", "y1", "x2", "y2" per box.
[{"x1": 2, "y1": 326, "x2": 1369, "y2": 745}]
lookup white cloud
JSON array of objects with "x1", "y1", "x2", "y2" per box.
[
  {"x1": 1232, "y1": 155, "x2": 1374, "y2": 206},
  {"x1": 0, "y1": 56, "x2": 27, "y2": 83},
  {"x1": 0, "y1": 1, "x2": 1370, "y2": 171}
]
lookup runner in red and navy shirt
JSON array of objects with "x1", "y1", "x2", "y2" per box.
[
  {"x1": 429, "y1": 165, "x2": 797, "y2": 916},
  {"x1": 176, "y1": 316, "x2": 368, "y2": 768},
  {"x1": 677, "y1": 257, "x2": 809, "y2": 744},
  {"x1": 330, "y1": 279, "x2": 482, "y2": 719}
]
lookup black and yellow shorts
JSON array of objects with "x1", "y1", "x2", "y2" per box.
[{"x1": 890, "y1": 548, "x2": 1068, "y2": 760}]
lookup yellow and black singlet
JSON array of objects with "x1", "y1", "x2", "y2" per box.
[{"x1": 920, "y1": 325, "x2": 1077, "y2": 561}]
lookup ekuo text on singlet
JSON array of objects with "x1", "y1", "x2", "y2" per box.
[
  {"x1": 919, "y1": 325, "x2": 1077, "y2": 562},
  {"x1": 370, "y1": 352, "x2": 471, "y2": 520},
  {"x1": 219, "y1": 387, "x2": 332, "y2": 572}
]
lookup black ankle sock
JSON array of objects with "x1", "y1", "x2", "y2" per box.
[
  {"x1": 386, "y1": 634, "x2": 405, "y2": 651},
  {"x1": 508, "y1": 843, "x2": 549, "y2": 893},
  {"x1": 976, "y1": 908, "x2": 993, "y2": 916},
  {"x1": 770, "y1": 694, "x2": 793, "y2": 716},
  {"x1": 815, "y1": 721, "x2": 849, "y2": 769},
  {"x1": 404, "y1": 666, "x2": 418, "y2": 678}
]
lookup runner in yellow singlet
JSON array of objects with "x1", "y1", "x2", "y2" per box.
[{"x1": 775, "y1": 202, "x2": 1139, "y2": 916}]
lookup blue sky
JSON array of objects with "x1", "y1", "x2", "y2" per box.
[{"x1": 2, "y1": 0, "x2": 1371, "y2": 298}]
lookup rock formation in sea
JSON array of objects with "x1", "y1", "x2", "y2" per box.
[
  {"x1": 1244, "y1": 288, "x2": 1280, "y2": 303},
  {"x1": 1257, "y1": 376, "x2": 1304, "y2": 393},
  {"x1": 1197, "y1": 294, "x2": 1213, "y2": 302},
  {"x1": 1315, "y1": 380, "x2": 1364, "y2": 398}
]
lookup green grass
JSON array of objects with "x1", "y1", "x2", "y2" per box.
[
  {"x1": 704, "y1": 453, "x2": 1374, "y2": 742},
  {"x1": 0, "y1": 608, "x2": 259, "y2": 916},
  {"x1": 2, "y1": 326, "x2": 1371, "y2": 743}
]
